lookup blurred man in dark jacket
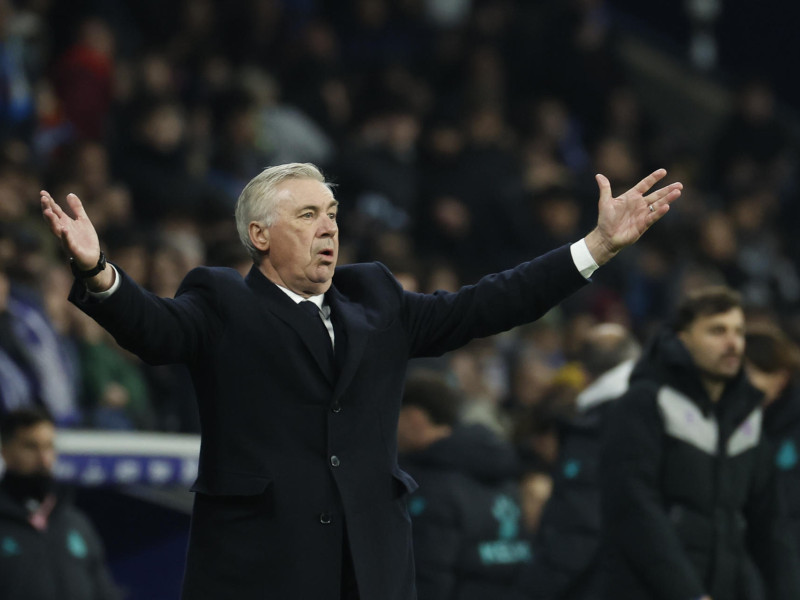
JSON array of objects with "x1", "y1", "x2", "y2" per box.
[
  {"x1": 0, "y1": 408, "x2": 120, "y2": 600},
  {"x1": 518, "y1": 323, "x2": 640, "y2": 600},
  {"x1": 745, "y1": 324, "x2": 800, "y2": 564},
  {"x1": 399, "y1": 370, "x2": 530, "y2": 600},
  {"x1": 600, "y1": 287, "x2": 800, "y2": 600}
]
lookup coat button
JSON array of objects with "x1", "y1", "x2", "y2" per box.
[
  {"x1": 330, "y1": 455, "x2": 340, "y2": 467},
  {"x1": 319, "y1": 513, "x2": 332, "y2": 524},
  {"x1": 331, "y1": 401, "x2": 342, "y2": 414}
]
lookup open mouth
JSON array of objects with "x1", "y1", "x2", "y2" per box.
[{"x1": 319, "y1": 249, "x2": 335, "y2": 259}]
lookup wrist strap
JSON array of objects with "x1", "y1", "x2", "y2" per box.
[{"x1": 70, "y1": 251, "x2": 107, "y2": 279}]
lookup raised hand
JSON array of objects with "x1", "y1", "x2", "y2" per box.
[
  {"x1": 41, "y1": 191, "x2": 114, "y2": 291},
  {"x1": 584, "y1": 168, "x2": 682, "y2": 266}
]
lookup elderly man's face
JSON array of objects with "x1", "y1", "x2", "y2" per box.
[{"x1": 259, "y1": 178, "x2": 339, "y2": 297}]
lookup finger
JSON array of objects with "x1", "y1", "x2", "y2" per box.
[
  {"x1": 65, "y1": 192, "x2": 89, "y2": 220},
  {"x1": 41, "y1": 191, "x2": 69, "y2": 220},
  {"x1": 633, "y1": 168, "x2": 667, "y2": 195},
  {"x1": 41, "y1": 205, "x2": 62, "y2": 233},
  {"x1": 647, "y1": 186, "x2": 682, "y2": 211},
  {"x1": 645, "y1": 182, "x2": 683, "y2": 204},
  {"x1": 595, "y1": 173, "x2": 612, "y2": 203},
  {"x1": 645, "y1": 200, "x2": 672, "y2": 226}
]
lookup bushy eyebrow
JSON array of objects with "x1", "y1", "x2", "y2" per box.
[{"x1": 297, "y1": 200, "x2": 339, "y2": 214}]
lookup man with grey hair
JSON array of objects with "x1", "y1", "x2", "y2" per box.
[{"x1": 41, "y1": 162, "x2": 680, "y2": 600}]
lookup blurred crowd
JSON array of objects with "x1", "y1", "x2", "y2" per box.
[{"x1": 1, "y1": 0, "x2": 799, "y2": 501}]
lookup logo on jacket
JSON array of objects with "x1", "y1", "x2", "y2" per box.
[
  {"x1": 776, "y1": 439, "x2": 798, "y2": 471},
  {"x1": 477, "y1": 495, "x2": 532, "y2": 566},
  {"x1": 492, "y1": 495, "x2": 520, "y2": 540},
  {"x1": 67, "y1": 530, "x2": 88, "y2": 559},
  {"x1": 408, "y1": 496, "x2": 426, "y2": 517},
  {"x1": 1, "y1": 536, "x2": 20, "y2": 557},
  {"x1": 563, "y1": 459, "x2": 581, "y2": 479}
]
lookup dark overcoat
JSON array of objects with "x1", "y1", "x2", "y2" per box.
[{"x1": 71, "y1": 245, "x2": 586, "y2": 600}]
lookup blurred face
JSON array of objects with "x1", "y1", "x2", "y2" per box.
[
  {"x1": 746, "y1": 363, "x2": 789, "y2": 406},
  {"x1": 678, "y1": 308, "x2": 745, "y2": 383},
  {"x1": 1, "y1": 422, "x2": 56, "y2": 476},
  {"x1": 256, "y1": 178, "x2": 339, "y2": 297}
]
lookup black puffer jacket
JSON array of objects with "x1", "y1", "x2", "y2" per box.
[
  {"x1": 764, "y1": 385, "x2": 800, "y2": 562},
  {"x1": 518, "y1": 360, "x2": 634, "y2": 600},
  {"x1": 0, "y1": 482, "x2": 121, "y2": 600},
  {"x1": 400, "y1": 424, "x2": 530, "y2": 600},
  {"x1": 600, "y1": 329, "x2": 800, "y2": 600}
]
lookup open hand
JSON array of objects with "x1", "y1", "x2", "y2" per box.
[
  {"x1": 40, "y1": 190, "x2": 101, "y2": 269},
  {"x1": 584, "y1": 168, "x2": 682, "y2": 265},
  {"x1": 41, "y1": 191, "x2": 114, "y2": 291}
]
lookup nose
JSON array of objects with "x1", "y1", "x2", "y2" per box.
[
  {"x1": 39, "y1": 447, "x2": 56, "y2": 473},
  {"x1": 318, "y1": 214, "x2": 338, "y2": 237}
]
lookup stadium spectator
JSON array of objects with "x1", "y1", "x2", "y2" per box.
[
  {"x1": 745, "y1": 324, "x2": 800, "y2": 563},
  {"x1": 517, "y1": 322, "x2": 640, "y2": 600},
  {"x1": 398, "y1": 369, "x2": 532, "y2": 600},
  {"x1": 0, "y1": 267, "x2": 80, "y2": 426},
  {"x1": 0, "y1": 408, "x2": 121, "y2": 600},
  {"x1": 600, "y1": 286, "x2": 800, "y2": 600}
]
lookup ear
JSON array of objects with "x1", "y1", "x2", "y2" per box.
[{"x1": 249, "y1": 222, "x2": 270, "y2": 253}]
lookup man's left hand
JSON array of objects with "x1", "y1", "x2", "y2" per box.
[{"x1": 584, "y1": 168, "x2": 682, "y2": 266}]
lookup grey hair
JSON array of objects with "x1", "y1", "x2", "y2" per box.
[{"x1": 234, "y1": 163, "x2": 331, "y2": 262}]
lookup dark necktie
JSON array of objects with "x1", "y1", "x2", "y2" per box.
[{"x1": 300, "y1": 300, "x2": 334, "y2": 365}]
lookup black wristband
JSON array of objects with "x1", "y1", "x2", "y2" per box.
[{"x1": 70, "y1": 251, "x2": 107, "y2": 279}]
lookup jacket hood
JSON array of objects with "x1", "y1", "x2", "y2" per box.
[
  {"x1": 401, "y1": 423, "x2": 519, "y2": 482},
  {"x1": 631, "y1": 327, "x2": 762, "y2": 422}
]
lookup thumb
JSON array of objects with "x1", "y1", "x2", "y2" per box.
[
  {"x1": 66, "y1": 193, "x2": 89, "y2": 220},
  {"x1": 595, "y1": 173, "x2": 612, "y2": 204}
]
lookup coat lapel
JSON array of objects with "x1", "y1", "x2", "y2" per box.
[
  {"x1": 244, "y1": 266, "x2": 335, "y2": 384},
  {"x1": 326, "y1": 286, "x2": 370, "y2": 401}
]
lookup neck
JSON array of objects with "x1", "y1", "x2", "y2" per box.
[{"x1": 701, "y1": 378, "x2": 725, "y2": 403}]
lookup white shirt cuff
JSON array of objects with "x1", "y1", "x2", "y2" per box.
[
  {"x1": 86, "y1": 265, "x2": 121, "y2": 299},
  {"x1": 570, "y1": 239, "x2": 599, "y2": 279}
]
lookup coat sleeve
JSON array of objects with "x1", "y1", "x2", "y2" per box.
[
  {"x1": 69, "y1": 266, "x2": 223, "y2": 366},
  {"x1": 744, "y1": 439, "x2": 800, "y2": 600},
  {"x1": 398, "y1": 245, "x2": 588, "y2": 358},
  {"x1": 600, "y1": 386, "x2": 706, "y2": 600}
]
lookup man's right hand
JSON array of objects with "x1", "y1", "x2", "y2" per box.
[{"x1": 40, "y1": 190, "x2": 115, "y2": 292}]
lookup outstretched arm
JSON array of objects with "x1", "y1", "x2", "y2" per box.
[
  {"x1": 584, "y1": 168, "x2": 682, "y2": 266},
  {"x1": 40, "y1": 190, "x2": 115, "y2": 292}
]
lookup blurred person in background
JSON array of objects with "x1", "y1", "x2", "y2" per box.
[
  {"x1": 398, "y1": 369, "x2": 531, "y2": 600},
  {"x1": 0, "y1": 408, "x2": 120, "y2": 600},
  {"x1": 600, "y1": 286, "x2": 800, "y2": 600},
  {"x1": 41, "y1": 161, "x2": 680, "y2": 600},
  {"x1": 517, "y1": 322, "x2": 640, "y2": 600},
  {"x1": 0, "y1": 267, "x2": 80, "y2": 426},
  {"x1": 73, "y1": 310, "x2": 155, "y2": 431},
  {"x1": 745, "y1": 324, "x2": 800, "y2": 563}
]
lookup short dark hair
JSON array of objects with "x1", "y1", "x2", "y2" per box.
[
  {"x1": 402, "y1": 370, "x2": 461, "y2": 426},
  {"x1": 745, "y1": 324, "x2": 800, "y2": 375},
  {"x1": 673, "y1": 286, "x2": 742, "y2": 332},
  {"x1": 0, "y1": 408, "x2": 54, "y2": 446},
  {"x1": 579, "y1": 324, "x2": 641, "y2": 380}
]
